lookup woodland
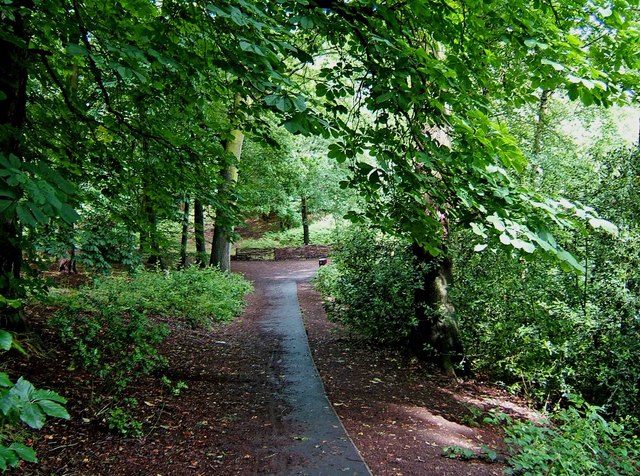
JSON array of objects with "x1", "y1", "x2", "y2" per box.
[{"x1": 1, "y1": 0, "x2": 640, "y2": 474}]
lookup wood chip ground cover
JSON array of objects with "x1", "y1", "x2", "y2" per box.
[{"x1": 4, "y1": 260, "x2": 535, "y2": 474}]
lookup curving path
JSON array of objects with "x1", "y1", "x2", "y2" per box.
[{"x1": 232, "y1": 261, "x2": 371, "y2": 476}]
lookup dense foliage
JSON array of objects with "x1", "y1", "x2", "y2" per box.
[
  {"x1": 0, "y1": 332, "x2": 69, "y2": 471},
  {"x1": 453, "y1": 136, "x2": 640, "y2": 423},
  {"x1": 493, "y1": 399, "x2": 640, "y2": 475},
  {"x1": 77, "y1": 267, "x2": 252, "y2": 327},
  {"x1": 315, "y1": 226, "x2": 423, "y2": 344},
  {"x1": 1, "y1": 0, "x2": 639, "y2": 472}
]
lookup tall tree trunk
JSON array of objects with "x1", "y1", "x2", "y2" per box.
[
  {"x1": 194, "y1": 198, "x2": 206, "y2": 268},
  {"x1": 532, "y1": 89, "x2": 552, "y2": 156},
  {"x1": 0, "y1": 3, "x2": 30, "y2": 327},
  {"x1": 180, "y1": 198, "x2": 190, "y2": 269},
  {"x1": 140, "y1": 181, "x2": 164, "y2": 269},
  {"x1": 301, "y1": 196, "x2": 310, "y2": 246},
  {"x1": 210, "y1": 129, "x2": 244, "y2": 272},
  {"x1": 409, "y1": 243, "x2": 466, "y2": 377}
]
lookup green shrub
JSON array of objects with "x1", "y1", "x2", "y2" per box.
[
  {"x1": 51, "y1": 306, "x2": 169, "y2": 392},
  {"x1": 106, "y1": 398, "x2": 143, "y2": 438},
  {"x1": 452, "y1": 225, "x2": 640, "y2": 419},
  {"x1": 314, "y1": 226, "x2": 422, "y2": 344},
  {"x1": 48, "y1": 267, "x2": 251, "y2": 392},
  {"x1": 81, "y1": 267, "x2": 252, "y2": 327},
  {"x1": 0, "y1": 331, "x2": 69, "y2": 472},
  {"x1": 489, "y1": 399, "x2": 640, "y2": 475}
]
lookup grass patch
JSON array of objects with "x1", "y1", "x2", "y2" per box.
[{"x1": 237, "y1": 216, "x2": 340, "y2": 249}]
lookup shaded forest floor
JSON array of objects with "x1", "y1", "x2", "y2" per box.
[{"x1": 4, "y1": 260, "x2": 538, "y2": 475}]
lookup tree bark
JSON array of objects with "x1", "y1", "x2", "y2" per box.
[
  {"x1": 301, "y1": 196, "x2": 310, "y2": 245},
  {"x1": 210, "y1": 129, "x2": 244, "y2": 272},
  {"x1": 180, "y1": 198, "x2": 190, "y2": 269},
  {"x1": 533, "y1": 89, "x2": 552, "y2": 156},
  {"x1": 409, "y1": 243, "x2": 466, "y2": 377},
  {"x1": 140, "y1": 180, "x2": 164, "y2": 270},
  {"x1": 0, "y1": 2, "x2": 30, "y2": 327},
  {"x1": 194, "y1": 198, "x2": 206, "y2": 267}
]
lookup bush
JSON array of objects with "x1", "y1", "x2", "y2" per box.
[
  {"x1": 51, "y1": 306, "x2": 169, "y2": 392},
  {"x1": 314, "y1": 226, "x2": 422, "y2": 344},
  {"x1": 48, "y1": 267, "x2": 251, "y2": 391},
  {"x1": 490, "y1": 399, "x2": 640, "y2": 475},
  {"x1": 106, "y1": 398, "x2": 143, "y2": 437},
  {"x1": 0, "y1": 331, "x2": 69, "y2": 472},
  {"x1": 451, "y1": 225, "x2": 640, "y2": 420},
  {"x1": 81, "y1": 267, "x2": 252, "y2": 327}
]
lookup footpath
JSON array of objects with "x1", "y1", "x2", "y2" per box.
[{"x1": 232, "y1": 261, "x2": 371, "y2": 476}]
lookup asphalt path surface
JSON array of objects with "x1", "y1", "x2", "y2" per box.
[{"x1": 233, "y1": 261, "x2": 371, "y2": 476}]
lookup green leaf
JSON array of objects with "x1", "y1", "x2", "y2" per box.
[
  {"x1": 580, "y1": 89, "x2": 594, "y2": 107},
  {"x1": 524, "y1": 38, "x2": 548, "y2": 50},
  {"x1": 37, "y1": 400, "x2": 70, "y2": 420},
  {"x1": 541, "y1": 58, "x2": 565, "y2": 71},
  {"x1": 474, "y1": 244, "x2": 488, "y2": 252},
  {"x1": 20, "y1": 403, "x2": 46, "y2": 429},
  {"x1": 588, "y1": 218, "x2": 618, "y2": 235},
  {"x1": 470, "y1": 222, "x2": 487, "y2": 238},
  {"x1": 0, "y1": 446, "x2": 18, "y2": 469},
  {"x1": 558, "y1": 250, "x2": 585, "y2": 273},
  {"x1": 33, "y1": 389, "x2": 67, "y2": 404},
  {"x1": 275, "y1": 96, "x2": 291, "y2": 112},
  {"x1": 487, "y1": 214, "x2": 506, "y2": 232},
  {"x1": 292, "y1": 96, "x2": 307, "y2": 112},
  {"x1": 11, "y1": 377, "x2": 34, "y2": 400},
  {"x1": 229, "y1": 7, "x2": 247, "y2": 26},
  {"x1": 59, "y1": 204, "x2": 80, "y2": 224},
  {"x1": 26, "y1": 202, "x2": 49, "y2": 224},
  {"x1": 66, "y1": 43, "x2": 87, "y2": 57},
  {"x1": 16, "y1": 205, "x2": 37, "y2": 227},
  {"x1": 0, "y1": 373, "x2": 12, "y2": 387},
  {"x1": 8, "y1": 443, "x2": 37, "y2": 463},
  {"x1": 511, "y1": 238, "x2": 535, "y2": 253},
  {"x1": 0, "y1": 330, "x2": 11, "y2": 351}
]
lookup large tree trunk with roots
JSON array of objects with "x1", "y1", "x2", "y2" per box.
[
  {"x1": 0, "y1": 3, "x2": 30, "y2": 328},
  {"x1": 409, "y1": 243, "x2": 466, "y2": 377}
]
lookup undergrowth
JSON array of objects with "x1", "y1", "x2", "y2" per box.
[
  {"x1": 43, "y1": 266, "x2": 252, "y2": 440},
  {"x1": 443, "y1": 399, "x2": 640, "y2": 475},
  {"x1": 493, "y1": 399, "x2": 640, "y2": 475},
  {"x1": 237, "y1": 217, "x2": 339, "y2": 248},
  {"x1": 53, "y1": 266, "x2": 252, "y2": 328}
]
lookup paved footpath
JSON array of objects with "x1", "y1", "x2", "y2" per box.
[{"x1": 233, "y1": 261, "x2": 372, "y2": 476}]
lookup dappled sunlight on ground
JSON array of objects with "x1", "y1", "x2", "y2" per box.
[{"x1": 389, "y1": 403, "x2": 486, "y2": 451}]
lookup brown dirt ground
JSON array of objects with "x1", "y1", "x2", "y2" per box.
[
  {"x1": 3, "y1": 260, "x2": 536, "y2": 475},
  {"x1": 298, "y1": 276, "x2": 536, "y2": 476}
]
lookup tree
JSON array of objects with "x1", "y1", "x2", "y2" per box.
[
  {"x1": 275, "y1": 0, "x2": 638, "y2": 370},
  {"x1": 1, "y1": 0, "x2": 637, "y2": 361},
  {"x1": 210, "y1": 130, "x2": 244, "y2": 272}
]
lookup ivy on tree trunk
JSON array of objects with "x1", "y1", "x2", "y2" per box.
[{"x1": 409, "y1": 243, "x2": 466, "y2": 377}]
